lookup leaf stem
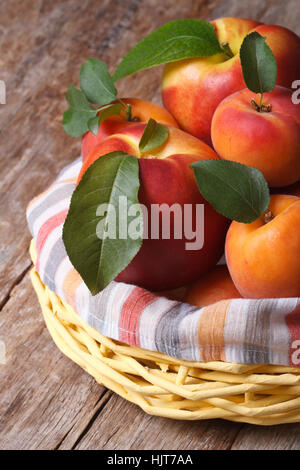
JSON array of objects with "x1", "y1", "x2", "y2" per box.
[{"x1": 259, "y1": 93, "x2": 263, "y2": 108}]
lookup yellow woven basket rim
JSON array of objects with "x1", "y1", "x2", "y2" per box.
[{"x1": 29, "y1": 240, "x2": 300, "y2": 425}]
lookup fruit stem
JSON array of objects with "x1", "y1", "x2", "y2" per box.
[
  {"x1": 221, "y1": 42, "x2": 234, "y2": 59},
  {"x1": 261, "y1": 209, "x2": 275, "y2": 225},
  {"x1": 118, "y1": 99, "x2": 140, "y2": 122},
  {"x1": 251, "y1": 98, "x2": 272, "y2": 113},
  {"x1": 117, "y1": 99, "x2": 131, "y2": 120},
  {"x1": 125, "y1": 103, "x2": 132, "y2": 121}
]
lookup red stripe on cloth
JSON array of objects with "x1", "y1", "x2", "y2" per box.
[
  {"x1": 36, "y1": 209, "x2": 68, "y2": 271},
  {"x1": 286, "y1": 301, "x2": 300, "y2": 367},
  {"x1": 119, "y1": 287, "x2": 157, "y2": 347}
]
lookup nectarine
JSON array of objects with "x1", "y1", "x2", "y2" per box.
[
  {"x1": 211, "y1": 86, "x2": 300, "y2": 187},
  {"x1": 79, "y1": 124, "x2": 229, "y2": 291},
  {"x1": 81, "y1": 98, "x2": 178, "y2": 161},
  {"x1": 185, "y1": 265, "x2": 241, "y2": 307},
  {"x1": 162, "y1": 17, "x2": 300, "y2": 144},
  {"x1": 225, "y1": 195, "x2": 300, "y2": 298}
]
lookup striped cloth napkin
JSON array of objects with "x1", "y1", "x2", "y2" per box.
[{"x1": 26, "y1": 158, "x2": 300, "y2": 367}]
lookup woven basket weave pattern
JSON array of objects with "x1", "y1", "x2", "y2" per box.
[{"x1": 30, "y1": 239, "x2": 300, "y2": 425}]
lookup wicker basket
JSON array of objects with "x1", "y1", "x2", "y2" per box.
[{"x1": 29, "y1": 241, "x2": 300, "y2": 425}]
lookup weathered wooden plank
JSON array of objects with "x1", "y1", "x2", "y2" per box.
[
  {"x1": 0, "y1": 273, "x2": 108, "y2": 450},
  {"x1": 231, "y1": 423, "x2": 300, "y2": 450},
  {"x1": 72, "y1": 392, "x2": 243, "y2": 450},
  {"x1": 209, "y1": 0, "x2": 300, "y2": 34}
]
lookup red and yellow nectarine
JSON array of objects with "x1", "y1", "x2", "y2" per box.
[
  {"x1": 162, "y1": 17, "x2": 300, "y2": 144},
  {"x1": 79, "y1": 124, "x2": 229, "y2": 291},
  {"x1": 211, "y1": 86, "x2": 300, "y2": 187},
  {"x1": 81, "y1": 98, "x2": 178, "y2": 161}
]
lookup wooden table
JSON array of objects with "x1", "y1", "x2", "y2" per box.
[{"x1": 1, "y1": 0, "x2": 300, "y2": 450}]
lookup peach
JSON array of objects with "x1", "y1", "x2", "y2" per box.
[
  {"x1": 211, "y1": 86, "x2": 300, "y2": 187},
  {"x1": 225, "y1": 195, "x2": 300, "y2": 298},
  {"x1": 184, "y1": 265, "x2": 241, "y2": 307},
  {"x1": 81, "y1": 98, "x2": 178, "y2": 161},
  {"x1": 78, "y1": 124, "x2": 229, "y2": 291},
  {"x1": 162, "y1": 17, "x2": 300, "y2": 144}
]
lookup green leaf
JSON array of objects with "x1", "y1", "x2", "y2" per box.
[
  {"x1": 87, "y1": 115, "x2": 100, "y2": 135},
  {"x1": 139, "y1": 119, "x2": 169, "y2": 153},
  {"x1": 240, "y1": 32, "x2": 277, "y2": 94},
  {"x1": 87, "y1": 103, "x2": 123, "y2": 135},
  {"x1": 113, "y1": 19, "x2": 222, "y2": 82},
  {"x1": 98, "y1": 102, "x2": 123, "y2": 124},
  {"x1": 63, "y1": 152, "x2": 143, "y2": 295},
  {"x1": 63, "y1": 83, "x2": 98, "y2": 137},
  {"x1": 80, "y1": 58, "x2": 117, "y2": 105},
  {"x1": 191, "y1": 160, "x2": 270, "y2": 223}
]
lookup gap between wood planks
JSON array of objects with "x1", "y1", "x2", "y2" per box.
[
  {"x1": 69, "y1": 391, "x2": 113, "y2": 450},
  {"x1": 0, "y1": 262, "x2": 32, "y2": 311},
  {"x1": 52, "y1": 389, "x2": 113, "y2": 449}
]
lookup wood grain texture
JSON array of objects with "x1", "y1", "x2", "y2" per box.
[
  {"x1": 0, "y1": 272, "x2": 110, "y2": 450},
  {"x1": 231, "y1": 423, "x2": 300, "y2": 450},
  {"x1": 72, "y1": 393, "x2": 243, "y2": 450},
  {"x1": 0, "y1": 0, "x2": 300, "y2": 450}
]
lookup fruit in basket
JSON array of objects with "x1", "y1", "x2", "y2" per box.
[
  {"x1": 81, "y1": 98, "x2": 178, "y2": 161},
  {"x1": 162, "y1": 17, "x2": 300, "y2": 144},
  {"x1": 63, "y1": 21, "x2": 300, "y2": 296},
  {"x1": 211, "y1": 86, "x2": 300, "y2": 187},
  {"x1": 185, "y1": 265, "x2": 241, "y2": 307},
  {"x1": 77, "y1": 124, "x2": 229, "y2": 291},
  {"x1": 225, "y1": 194, "x2": 300, "y2": 298}
]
